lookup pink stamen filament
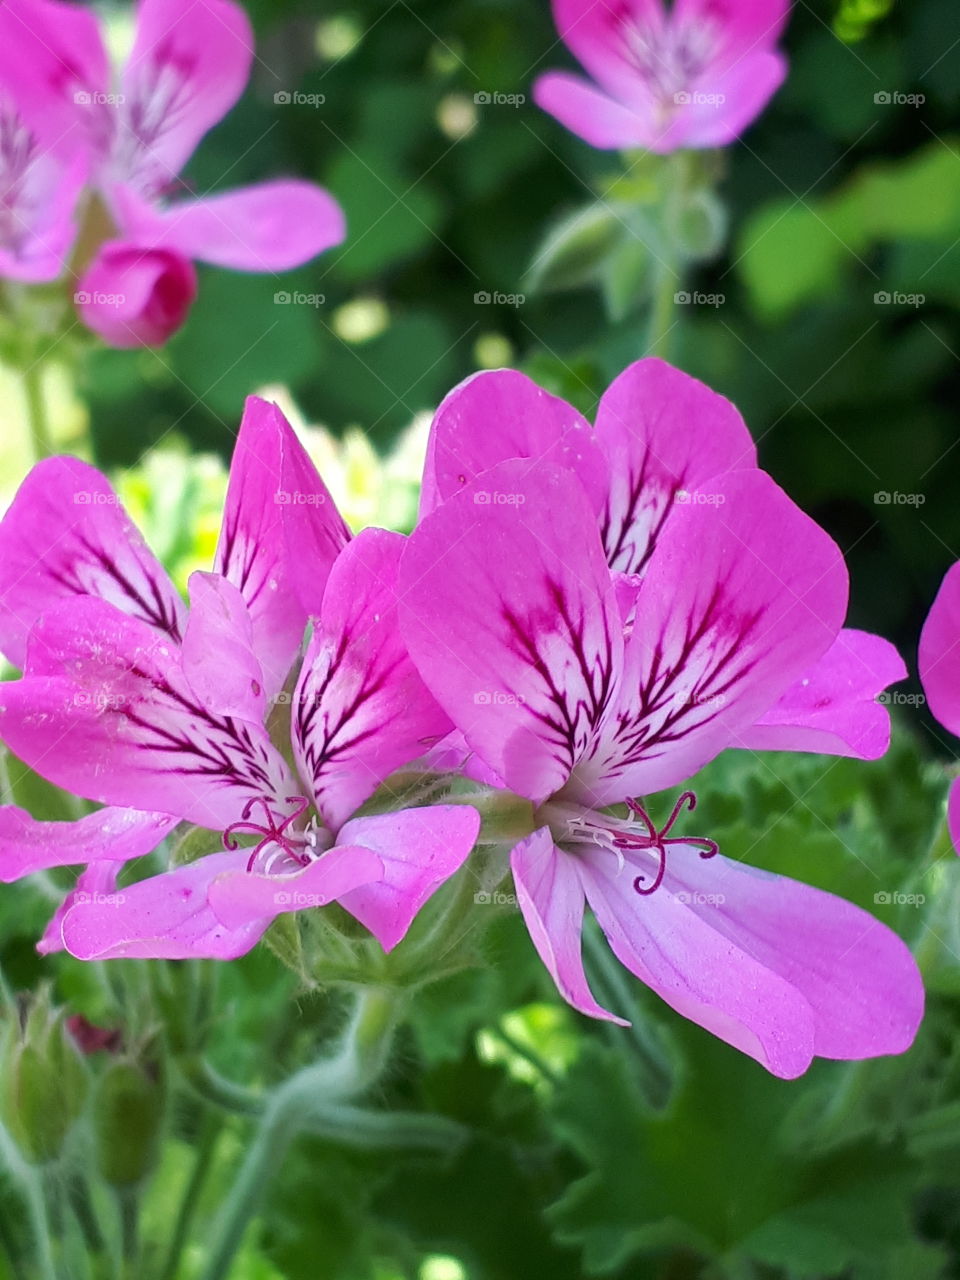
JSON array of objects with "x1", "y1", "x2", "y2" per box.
[
  {"x1": 613, "y1": 791, "x2": 719, "y2": 896},
  {"x1": 222, "y1": 795, "x2": 312, "y2": 872}
]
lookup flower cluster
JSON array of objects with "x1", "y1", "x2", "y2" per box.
[
  {"x1": 0, "y1": 0, "x2": 344, "y2": 346},
  {"x1": 0, "y1": 357, "x2": 926, "y2": 1080}
]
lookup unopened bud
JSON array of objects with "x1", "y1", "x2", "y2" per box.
[{"x1": 93, "y1": 1048, "x2": 166, "y2": 1188}]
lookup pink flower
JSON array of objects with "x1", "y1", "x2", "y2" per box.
[
  {"x1": 75, "y1": 242, "x2": 197, "y2": 347},
  {"x1": 0, "y1": 398, "x2": 478, "y2": 958},
  {"x1": 420, "y1": 360, "x2": 906, "y2": 762},
  {"x1": 533, "y1": 0, "x2": 789, "y2": 153},
  {"x1": 0, "y1": 0, "x2": 345, "y2": 337},
  {"x1": 398, "y1": 452, "x2": 921, "y2": 1077},
  {"x1": 919, "y1": 563, "x2": 960, "y2": 852}
]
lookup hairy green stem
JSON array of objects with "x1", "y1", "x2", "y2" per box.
[
  {"x1": 159, "y1": 1115, "x2": 222, "y2": 1280},
  {"x1": 23, "y1": 361, "x2": 54, "y2": 463}
]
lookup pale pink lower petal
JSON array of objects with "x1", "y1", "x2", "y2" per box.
[
  {"x1": 419, "y1": 369, "x2": 607, "y2": 519},
  {"x1": 0, "y1": 455, "x2": 185, "y2": 669},
  {"x1": 679, "y1": 51, "x2": 787, "y2": 149},
  {"x1": 572, "y1": 470, "x2": 848, "y2": 805},
  {"x1": 400, "y1": 461, "x2": 622, "y2": 806},
  {"x1": 0, "y1": 805, "x2": 177, "y2": 882},
  {"x1": 595, "y1": 359, "x2": 757, "y2": 575},
  {"x1": 215, "y1": 396, "x2": 350, "y2": 696},
  {"x1": 336, "y1": 805, "x2": 481, "y2": 951},
  {"x1": 662, "y1": 851, "x2": 924, "y2": 1063},
  {"x1": 207, "y1": 844, "x2": 383, "y2": 931},
  {"x1": 60, "y1": 851, "x2": 268, "y2": 960},
  {"x1": 0, "y1": 118, "x2": 86, "y2": 282},
  {"x1": 293, "y1": 529, "x2": 452, "y2": 831},
  {"x1": 511, "y1": 828, "x2": 625, "y2": 1024},
  {"x1": 533, "y1": 71, "x2": 656, "y2": 149},
  {"x1": 110, "y1": 181, "x2": 346, "y2": 271},
  {"x1": 579, "y1": 847, "x2": 816, "y2": 1076},
  {"x1": 919, "y1": 561, "x2": 960, "y2": 739},
  {"x1": 39, "y1": 862, "x2": 119, "y2": 956},
  {"x1": 0, "y1": 598, "x2": 294, "y2": 830},
  {"x1": 739, "y1": 629, "x2": 907, "y2": 760}
]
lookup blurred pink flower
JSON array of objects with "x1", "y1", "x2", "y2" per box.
[
  {"x1": 534, "y1": 0, "x2": 789, "y2": 153},
  {"x1": 75, "y1": 242, "x2": 197, "y2": 347},
  {"x1": 919, "y1": 562, "x2": 960, "y2": 852}
]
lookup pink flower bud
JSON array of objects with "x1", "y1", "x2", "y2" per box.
[{"x1": 75, "y1": 242, "x2": 197, "y2": 348}]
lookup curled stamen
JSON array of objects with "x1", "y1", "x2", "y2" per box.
[
  {"x1": 221, "y1": 795, "x2": 311, "y2": 872},
  {"x1": 625, "y1": 791, "x2": 718, "y2": 897}
]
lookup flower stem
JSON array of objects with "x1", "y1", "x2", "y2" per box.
[
  {"x1": 23, "y1": 361, "x2": 54, "y2": 463},
  {"x1": 199, "y1": 987, "x2": 401, "y2": 1280},
  {"x1": 159, "y1": 1114, "x2": 222, "y2": 1280}
]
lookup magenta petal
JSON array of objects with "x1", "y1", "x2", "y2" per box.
[
  {"x1": 110, "y1": 180, "x2": 346, "y2": 271},
  {"x1": 919, "y1": 561, "x2": 960, "y2": 740},
  {"x1": 740, "y1": 629, "x2": 907, "y2": 760},
  {"x1": 661, "y1": 851, "x2": 924, "y2": 1065},
  {"x1": 400, "y1": 461, "x2": 622, "y2": 805},
  {"x1": 595, "y1": 358, "x2": 757, "y2": 575},
  {"x1": 75, "y1": 242, "x2": 197, "y2": 348},
  {"x1": 119, "y1": 0, "x2": 253, "y2": 193},
  {"x1": 573, "y1": 470, "x2": 849, "y2": 804},
  {"x1": 215, "y1": 396, "x2": 350, "y2": 695},
  {"x1": 550, "y1": 0, "x2": 662, "y2": 108},
  {"x1": 419, "y1": 369, "x2": 608, "y2": 519},
  {"x1": 336, "y1": 806, "x2": 482, "y2": 951},
  {"x1": 0, "y1": 805, "x2": 177, "y2": 882},
  {"x1": 0, "y1": 456, "x2": 185, "y2": 669},
  {"x1": 674, "y1": 0, "x2": 790, "y2": 66},
  {"x1": 680, "y1": 51, "x2": 787, "y2": 149},
  {"x1": 0, "y1": 135, "x2": 86, "y2": 282},
  {"x1": 0, "y1": 598, "x2": 293, "y2": 829},
  {"x1": 511, "y1": 828, "x2": 625, "y2": 1024},
  {"x1": 578, "y1": 848, "x2": 816, "y2": 1077},
  {"x1": 182, "y1": 573, "x2": 266, "y2": 723},
  {"x1": 533, "y1": 71, "x2": 656, "y2": 150},
  {"x1": 39, "y1": 862, "x2": 119, "y2": 956},
  {"x1": 293, "y1": 528, "x2": 452, "y2": 831},
  {"x1": 61, "y1": 851, "x2": 267, "y2": 960},
  {"x1": 207, "y1": 844, "x2": 383, "y2": 932}
]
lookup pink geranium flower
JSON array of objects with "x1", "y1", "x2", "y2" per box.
[
  {"x1": 534, "y1": 0, "x2": 790, "y2": 153},
  {"x1": 0, "y1": 0, "x2": 345, "y2": 341},
  {"x1": 398, "y1": 451, "x2": 921, "y2": 1078},
  {"x1": 919, "y1": 563, "x2": 960, "y2": 852},
  {"x1": 0, "y1": 398, "x2": 478, "y2": 958}
]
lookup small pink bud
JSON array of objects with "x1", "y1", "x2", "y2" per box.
[{"x1": 75, "y1": 242, "x2": 198, "y2": 348}]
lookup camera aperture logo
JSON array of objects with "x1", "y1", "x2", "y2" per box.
[{"x1": 473, "y1": 490, "x2": 525, "y2": 506}]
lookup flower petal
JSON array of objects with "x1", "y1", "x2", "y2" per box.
[
  {"x1": 117, "y1": 0, "x2": 253, "y2": 194},
  {"x1": 215, "y1": 396, "x2": 350, "y2": 696},
  {"x1": 662, "y1": 850, "x2": 924, "y2": 1064},
  {"x1": 0, "y1": 114, "x2": 87, "y2": 281},
  {"x1": 0, "y1": 598, "x2": 293, "y2": 830},
  {"x1": 511, "y1": 827, "x2": 625, "y2": 1023},
  {"x1": 419, "y1": 369, "x2": 608, "y2": 520},
  {"x1": 674, "y1": 0, "x2": 790, "y2": 67},
  {"x1": 595, "y1": 359, "x2": 757, "y2": 575},
  {"x1": 61, "y1": 850, "x2": 269, "y2": 960},
  {"x1": 533, "y1": 70, "x2": 657, "y2": 150},
  {"x1": 919, "y1": 561, "x2": 960, "y2": 740},
  {"x1": 549, "y1": 0, "x2": 662, "y2": 109},
  {"x1": 681, "y1": 50, "x2": 787, "y2": 149},
  {"x1": 293, "y1": 528, "x2": 452, "y2": 831},
  {"x1": 75, "y1": 241, "x2": 197, "y2": 348},
  {"x1": 182, "y1": 572, "x2": 266, "y2": 724},
  {"x1": 109, "y1": 180, "x2": 346, "y2": 271},
  {"x1": 578, "y1": 847, "x2": 816, "y2": 1076},
  {"x1": 336, "y1": 805, "x2": 482, "y2": 951},
  {"x1": 400, "y1": 461, "x2": 623, "y2": 805},
  {"x1": 572, "y1": 470, "x2": 848, "y2": 804},
  {"x1": 0, "y1": 456, "x2": 186, "y2": 670},
  {"x1": 207, "y1": 843, "x2": 383, "y2": 932},
  {"x1": 39, "y1": 861, "x2": 119, "y2": 956},
  {"x1": 0, "y1": 805, "x2": 177, "y2": 882},
  {"x1": 739, "y1": 629, "x2": 906, "y2": 760}
]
